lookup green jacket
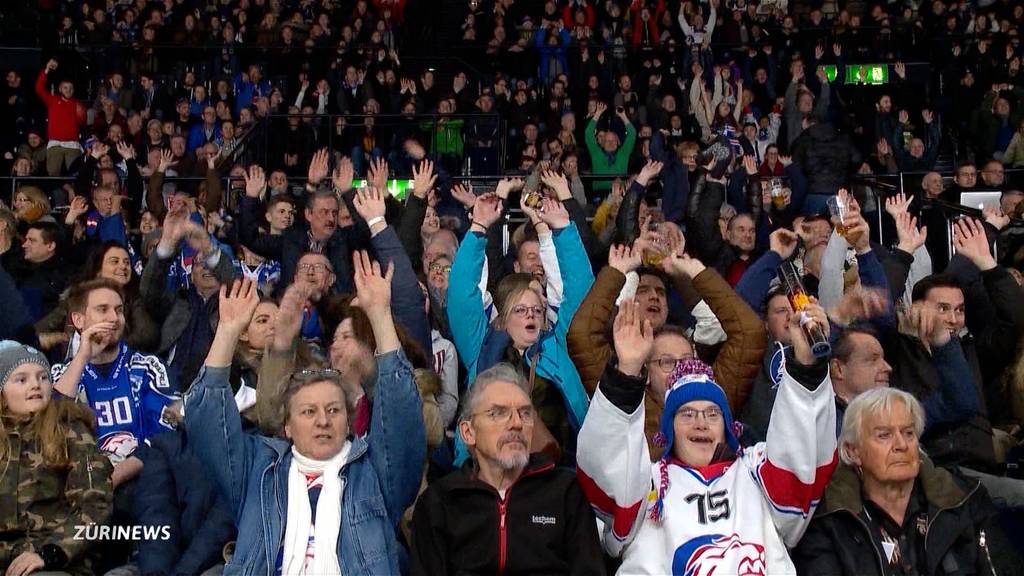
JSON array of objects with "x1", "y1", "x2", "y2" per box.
[
  {"x1": 420, "y1": 117, "x2": 465, "y2": 157},
  {"x1": 585, "y1": 116, "x2": 636, "y2": 192},
  {"x1": 0, "y1": 410, "x2": 113, "y2": 574}
]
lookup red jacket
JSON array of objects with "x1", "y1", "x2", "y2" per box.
[{"x1": 35, "y1": 70, "x2": 85, "y2": 142}]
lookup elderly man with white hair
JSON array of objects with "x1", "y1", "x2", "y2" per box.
[{"x1": 793, "y1": 387, "x2": 1020, "y2": 575}]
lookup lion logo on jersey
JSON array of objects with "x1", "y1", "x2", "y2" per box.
[
  {"x1": 98, "y1": 431, "x2": 139, "y2": 464},
  {"x1": 673, "y1": 533, "x2": 766, "y2": 576}
]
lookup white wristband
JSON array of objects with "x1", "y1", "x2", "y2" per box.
[{"x1": 366, "y1": 216, "x2": 386, "y2": 228}]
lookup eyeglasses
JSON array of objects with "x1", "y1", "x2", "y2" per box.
[
  {"x1": 298, "y1": 263, "x2": 332, "y2": 273},
  {"x1": 510, "y1": 304, "x2": 544, "y2": 318},
  {"x1": 676, "y1": 406, "x2": 723, "y2": 424},
  {"x1": 294, "y1": 367, "x2": 341, "y2": 379},
  {"x1": 474, "y1": 405, "x2": 536, "y2": 425},
  {"x1": 429, "y1": 263, "x2": 452, "y2": 275},
  {"x1": 648, "y1": 355, "x2": 693, "y2": 372}
]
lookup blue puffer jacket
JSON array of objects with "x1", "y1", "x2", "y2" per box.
[
  {"x1": 184, "y1": 350, "x2": 425, "y2": 576},
  {"x1": 447, "y1": 223, "x2": 595, "y2": 465}
]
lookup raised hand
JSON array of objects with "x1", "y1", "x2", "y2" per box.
[
  {"x1": 183, "y1": 220, "x2": 213, "y2": 254},
  {"x1": 921, "y1": 109, "x2": 934, "y2": 124},
  {"x1": 905, "y1": 300, "x2": 952, "y2": 350},
  {"x1": 660, "y1": 251, "x2": 706, "y2": 279},
  {"x1": 45, "y1": 59, "x2": 58, "y2": 72},
  {"x1": 367, "y1": 157, "x2": 389, "y2": 192},
  {"x1": 494, "y1": 177, "x2": 524, "y2": 200},
  {"x1": 895, "y1": 212, "x2": 928, "y2": 253},
  {"x1": 66, "y1": 195, "x2": 89, "y2": 222},
  {"x1": 613, "y1": 298, "x2": 654, "y2": 377},
  {"x1": 353, "y1": 184, "x2": 386, "y2": 223},
  {"x1": 158, "y1": 149, "x2": 177, "y2": 172},
  {"x1": 779, "y1": 155, "x2": 793, "y2": 167},
  {"x1": 898, "y1": 110, "x2": 910, "y2": 124},
  {"x1": 353, "y1": 250, "x2": 394, "y2": 314},
  {"x1": 451, "y1": 181, "x2": 477, "y2": 208},
  {"x1": 876, "y1": 138, "x2": 891, "y2": 158},
  {"x1": 471, "y1": 192, "x2": 503, "y2": 230},
  {"x1": 243, "y1": 165, "x2": 266, "y2": 199},
  {"x1": 331, "y1": 155, "x2": 355, "y2": 194},
  {"x1": 983, "y1": 206, "x2": 1010, "y2": 231},
  {"x1": 411, "y1": 159, "x2": 437, "y2": 199},
  {"x1": 953, "y1": 217, "x2": 996, "y2": 270},
  {"x1": 815, "y1": 44, "x2": 825, "y2": 60},
  {"x1": 788, "y1": 298, "x2": 829, "y2": 366},
  {"x1": 519, "y1": 188, "x2": 543, "y2": 224},
  {"x1": 537, "y1": 197, "x2": 570, "y2": 230},
  {"x1": 608, "y1": 243, "x2": 642, "y2": 275},
  {"x1": 635, "y1": 159, "x2": 664, "y2": 187},
  {"x1": 217, "y1": 278, "x2": 260, "y2": 335},
  {"x1": 540, "y1": 170, "x2": 571, "y2": 201},
  {"x1": 307, "y1": 148, "x2": 330, "y2": 186},
  {"x1": 116, "y1": 140, "x2": 136, "y2": 160},
  {"x1": 894, "y1": 61, "x2": 906, "y2": 79},
  {"x1": 742, "y1": 155, "x2": 758, "y2": 176},
  {"x1": 769, "y1": 228, "x2": 799, "y2": 259},
  {"x1": 159, "y1": 208, "x2": 188, "y2": 248},
  {"x1": 272, "y1": 283, "x2": 310, "y2": 351},
  {"x1": 884, "y1": 192, "x2": 913, "y2": 218},
  {"x1": 828, "y1": 286, "x2": 890, "y2": 327}
]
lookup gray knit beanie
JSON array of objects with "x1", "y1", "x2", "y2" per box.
[{"x1": 0, "y1": 341, "x2": 50, "y2": 390}]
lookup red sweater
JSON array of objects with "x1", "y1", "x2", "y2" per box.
[{"x1": 35, "y1": 70, "x2": 85, "y2": 142}]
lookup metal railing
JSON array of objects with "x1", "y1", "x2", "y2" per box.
[{"x1": 257, "y1": 112, "x2": 508, "y2": 176}]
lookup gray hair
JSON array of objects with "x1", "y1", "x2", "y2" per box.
[
  {"x1": 839, "y1": 387, "x2": 925, "y2": 466},
  {"x1": 458, "y1": 363, "x2": 529, "y2": 424}
]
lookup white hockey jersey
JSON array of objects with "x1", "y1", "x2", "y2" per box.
[{"x1": 577, "y1": 365, "x2": 837, "y2": 575}]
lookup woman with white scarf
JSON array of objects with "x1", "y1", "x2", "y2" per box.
[{"x1": 184, "y1": 252, "x2": 426, "y2": 575}]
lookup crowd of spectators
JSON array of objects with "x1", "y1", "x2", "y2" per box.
[{"x1": 1, "y1": 0, "x2": 1024, "y2": 574}]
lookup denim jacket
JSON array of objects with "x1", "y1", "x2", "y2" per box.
[{"x1": 184, "y1": 349, "x2": 425, "y2": 575}]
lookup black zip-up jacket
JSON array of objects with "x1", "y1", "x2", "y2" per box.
[
  {"x1": 410, "y1": 454, "x2": 606, "y2": 576},
  {"x1": 793, "y1": 456, "x2": 1020, "y2": 576}
]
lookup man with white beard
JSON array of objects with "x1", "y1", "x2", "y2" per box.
[{"x1": 410, "y1": 364, "x2": 605, "y2": 575}]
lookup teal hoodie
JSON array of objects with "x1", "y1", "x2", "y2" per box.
[{"x1": 447, "y1": 223, "x2": 595, "y2": 465}]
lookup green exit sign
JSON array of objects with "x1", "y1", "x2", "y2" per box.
[{"x1": 351, "y1": 179, "x2": 414, "y2": 200}]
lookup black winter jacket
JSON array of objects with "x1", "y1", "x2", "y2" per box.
[
  {"x1": 791, "y1": 122, "x2": 862, "y2": 196},
  {"x1": 410, "y1": 455, "x2": 606, "y2": 576},
  {"x1": 886, "y1": 265, "x2": 1024, "y2": 471},
  {"x1": 793, "y1": 456, "x2": 1020, "y2": 576}
]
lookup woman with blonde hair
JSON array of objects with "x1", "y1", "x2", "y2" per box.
[
  {"x1": 447, "y1": 183, "x2": 595, "y2": 466},
  {"x1": 0, "y1": 341, "x2": 113, "y2": 575},
  {"x1": 12, "y1": 186, "x2": 51, "y2": 225}
]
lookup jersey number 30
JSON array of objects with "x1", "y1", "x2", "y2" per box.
[{"x1": 95, "y1": 397, "x2": 134, "y2": 427}]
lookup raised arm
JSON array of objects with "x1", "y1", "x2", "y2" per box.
[
  {"x1": 446, "y1": 192, "x2": 504, "y2": 371},
  {"x1": 576, "y1": 299, "x2": 655, "y2": 558},
  {"x1": 662, "y1": 253, "x2": 768, "y2": 414},
  {"x1": 754, "y1": 300, "x2": 837, "y2": 546},
  {"x1": 184, "y1": 279, "x2": 261, "y2": 516},
  {"x1": 567, "y1": 244, "x2": 637, "y2": 394},
  {"x1": 356, "y1": 184, "x2": 431, "y2": 358},
  {"x1": 139, "y1": 212, "x2": 186, "y2": 319},
  {"x1": 353, "y1": 250, "x2": 426, "y2": 527},
  {"x1": 237, "y1": 165, "x2": 284, "y2": 261}
]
